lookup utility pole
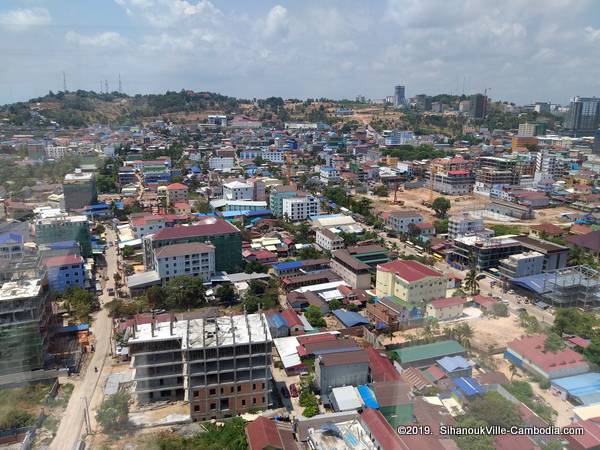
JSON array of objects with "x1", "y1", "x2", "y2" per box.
[
  {"x1": 104, "y1": 79, "x2": 109, "y2": 94},
  {"x1": 62, "y1": 71, "x2": 67, "y2": 92}
]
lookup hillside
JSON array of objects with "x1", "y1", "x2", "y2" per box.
[{"x1": 0, "y1": 90, "x2": 246, "y2": 127}]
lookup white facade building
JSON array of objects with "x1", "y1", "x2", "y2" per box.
[
  {"x1": 320, "y1": 167, "x2": 340, "y2": 184},
  {"x1": 315, "y1": 228, "x2": 345, "y2": 251},
  {"x1": 499, "y1": 251, "x2": 544, "y2": 280},
  {"x1": 223, "y1": 181, "x2": 253, "y2": 201},
  {"x1": 448, "y1": 213, "x2": 485, "y2": 239},
  {"x1": 153, "y1": 242, "x2": 215, "y2": 282},
  {"x1": 282, "y1": 195, "x2": 320, "y2": 221},
  {"x1": 209, "y1": 156, "x2": 235, "y2": 171}
]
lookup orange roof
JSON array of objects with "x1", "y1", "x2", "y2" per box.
[{"x1": 166, "y1": 182, "x2": 188, "y2": 190}]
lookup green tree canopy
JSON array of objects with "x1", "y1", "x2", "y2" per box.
[
  {"x1": 62, "y1": 287, "x2": 100, "y2": 322},
  {"x1": 432, "y1": 197, "x2": 451, "y2": 219},
  {"x1": 96, "y1": 392, "x2": 130, "y2": 433}
]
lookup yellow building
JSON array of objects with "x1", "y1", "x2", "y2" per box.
[
  {"x1": 376, "y1": 260, "x2": 447, "y2": 304},
  {"x1": 511, "y1": 136, "x2": 538, "y2": 152}
]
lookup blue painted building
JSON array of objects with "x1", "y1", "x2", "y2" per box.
[{"x1": 43, "y1": 254, "x2": 86, "y2": 292}]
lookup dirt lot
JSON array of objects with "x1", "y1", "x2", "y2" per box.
[{"x1": 468, "y1": 314, "x2": 526, "y2": 351}]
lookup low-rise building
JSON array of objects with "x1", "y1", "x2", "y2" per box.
[
  {"x1": 320, "y1": 166, "x2": 340, "y2": 184},
  {"x1": 499, "y1": 251, "x2": 544, "y2": 280},
  {"x1": 165, "y1": 183, "x2": 188, "y2": 206},
  {"x1": 34, "y1": 209, "x2": 92, "y2": 257},
  {"x1": 448, "y1": 213, "x2": 485, "y2": 239},
  {"x1": 376, "y1": 260, "x2": 447, "y2": 304},
  {"x1": 383, "y1": 210, "x2": 423, "y2": 233},
  {"x1": 152, "y1": 242, "x2": 215, "y2": 282},
  {"x1": 223, "y1": 180, "x2": 253, "y2": 201},
  {"x1": 209, "y1": 156, "x2": 235, "y2": 171},
  {"x1": 130, "y1": 215, "x2": 167, "y2": 239},
  {"x1": 0, "y1": 232, "x2": 25, "y2": 261},
  {"x1": 315, "y1": 228, "x2": 344, "y2": 252},
  {"x1": 392, "y1": 340, "x2": 466, "y2": 369},
  {"x1": 330, "y1": 249, "x2": 371, "y2": 290},
  {"x1": 426, "y1": 296, "x2": 465, "y2": 321},
  {"x1": 505, "y1": 335, "x2": 590, "y2": 380},
  {"x1": 314, "y1": 350, "x2": 370, "y2": 395}
]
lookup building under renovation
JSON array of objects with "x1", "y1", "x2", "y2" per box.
[
  {"x1": 513, "y1": 265, "x2": 600, "y2": 309},
  {"x1": 127, "y1": 313, "x2": 273, "y2": 421}
]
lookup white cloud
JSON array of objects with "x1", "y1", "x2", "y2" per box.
[
  {"x1": 585, "y1": 26, "x2": 600, "y2": 42},
  {"x1": 65, "y1": 31, "x2": 125, "y2": 48},
  {"x1": 0, "y1": 7, "x2": 51, "y2": 31},
  {"x1": 263, "y1": 5, "x2": 288, "y2": 38},
  {"x1": 114, "y1": 0, "x2": 221, "y2": 27}
]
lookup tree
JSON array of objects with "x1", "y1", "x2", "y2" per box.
[
  {"x1": 122, "y1": 245, "x2": 135, "y2": 258},
  {"x1": 244, "y1": 260, "x2": 268, "y2": 274},
  {"x1": 305, "y1": 305, "x2": 326, "y2": 327},
  {"x1": 463, "y1": 269, "x2": 479, "y2": 295},
  {"x1": 407, "y1": 223, "x2": 421, "y2": 242},
  {"x1": 490, "y1": 302, "x2": 509, "y2": 317},
  {"x1": 62, "y1": 288, "x2": 100, "y2": 322},
  {"x1": 328, "y1": 299, "x2": 342, "y2": 310},
  {"x1": 469, "y1": 392, "x2": 523, "y2": 428},
  {"x1": 552, "y1": 307, "x2": 596, "y2": 337},
  {"x1": 433, "y1": 219, "x2": 448, "y2": 234},
  {"x1": 297, "y1": 246, "x2": 323, "y2": 260},
  {"x1": 544, "y1": 333, "x2": 565, "y2": 353},
  {"x1": 373, "y1": 185, "x2": 389, "y2": 197},
  {"x1": 454, "y1": 416, "x2": 495, "y2": 450},
  {"x1": 217, "y1": 283, "x2": 236, "y2": 303},
  {"x1": 584, "y1": 336, "x2": 600, "y2": 366},
  {"x1": 432, "y1": 197, "x2": 451, "y2": 219},
  {"x1": 146, "y1": 285, "x2": 166, "y2": 310},
  {"x1": 113, "y1": 272, "x2": 122, "y2": 286},
  {"x1": 162, "y1": 276, "x2": 206, "y2": 309},
  {"x1": 96, "y1": 392, "x2": 129, "y2": 433},
  {"x1": 95, "y1": 223, "x2": 105, "y2": 235}
]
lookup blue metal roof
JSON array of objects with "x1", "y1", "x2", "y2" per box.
[
  {"x1": 511, "y1": 273, "x2": 549, "y2": 295},
  {"x1": 453, "y1": 377, "x2": 484, "y2": 396},
  {"x1": 437, "y1": 356, "x2": 471, "y2": 373},
  {"x1": 273, "y1": 261, "x2": 303, "y2": 271},
  {"x1": 332, "y1": 309, "x2": 370, "y2": 328},
  {"x1": 552, "y1": 373, "x2": 600, "y2": 405},
  {"x1": 54, "y1": 324, "x2": 90, "y2": 334},
  {"x1": 45, "y1": 240, "x2": 78, "y2": 249},
  {"x1": 358, "y1": 385, "x2": 379, "y2": 409},
  {"x1": 267, "y1": 313, "x2": 287, "y2": 329}
]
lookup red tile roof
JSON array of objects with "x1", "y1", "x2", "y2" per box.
[
  {"x1": 568, "y1": 336, "x2": 591, "y2": 349},
  {"x1": 565, "y1": 418, "x2": 600, "y2": 450},
  {"x1": 429, "y1": 296, "x2": 465, "y2": 309},
  {"x1": 531, "y1": 222, "x2": 563, "y2": 236},
  {"x1": 366, "y1": 346, "x2": 402, "y2": 382},
  {"x1": 426, "y1": 365, "x2": 446, "y2": 381},
  {"x1": 377, "y1": 260, "x2": 443, "y2": 282},
  {"x1": 472, "y1": 295, "x2": 497, "y2": 310},
  {"x1": 166, "y1": 182, "x2": 188, "y2": 190},
  {"x1": 296, "y1": 333, "x2": 337, "y2": 346},
  {"x1": 360, "y1": 408, "x2": 403, "y2": 450},
  {"x1": 495, "y1": 434, "x2": 539, "y2": 450},
  {"x1": 567, "y1": 231, "x2": 600, "y2": 252},
  {"x1": 319, "y1": 349, "x2": 369, "y2": 367},
  {"x1": 280, "y1": 309, "x2": 303, "y2": 328},
  {"x1": 150, "y1": 219, "x2": 239, "y2": 241},
  {"x1": 43, "y1": 255, "x2": 84, "y2": 267},
  {"x1": 507, "y1": 335, "x2": 589, "y2": 373},
  {"x1": 245, "y1": 416, "x2": 283, "y2": 450}
]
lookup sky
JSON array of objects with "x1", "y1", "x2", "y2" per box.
[{"x1": 0, "y1": 0, "x2": 599, "y2": 105}]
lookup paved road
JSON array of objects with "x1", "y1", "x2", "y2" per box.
[{"x1": 50, "y1": 227, "x2": 118, "y2": 450}]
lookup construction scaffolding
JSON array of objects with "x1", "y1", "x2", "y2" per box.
[{"x1": 543, "y1": 266, "x2": 600, "y2": 308}]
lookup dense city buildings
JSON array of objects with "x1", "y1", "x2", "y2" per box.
[{"x1": 63, "y1": 169, "x2": 97, "y2": 211}]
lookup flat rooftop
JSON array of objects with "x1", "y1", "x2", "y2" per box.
[
  {"x1": 128, "y1": 313, "x2": 272, "y2": 348},
  {"x1": 0, "y1": 278, "x2": 43, "y2": 300}
]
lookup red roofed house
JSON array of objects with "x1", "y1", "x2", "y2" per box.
[
  {"x1": 242, "y1": 249, "x2": 278, "y2": 266},
  {"x1": 280, "y1": 309, "x2": 304, "y2": 335},
  {"x1": 506, "y1": 334, "x2": 590, "y2": 380},
  {"x1": 171, "y1": 202, "x2": 191, "y2": 215},
  {"x1": 426, "y1": 296, "x2": 466, "y2": 321},
  {"x1": 165, "y1": 182, "x2": 188, "y2": 206},
  {"x1": 567, "y1": 231, "x2": 600, "y2": 258},
  {"x1": 366, "y1": 345, "x2": 402, "y2": 382},
  {"x1": 245, "y1": 416, "x2": 298, "y2": 450},
  {"x1": 376, "y1": 260, "x2": 448, "y2": 304},
  {"x1": 360, "y1": 407, "x2": 445, "y2": 450},
  {"x1": 43, "y1": 254, "x2": 86, "y2": 292},
  {"x1": 564, "y1": 418, "x2": 600, "y2": 450},
  {"x1": 530, "y1": 222, "x2": 564, "y2": 239},
  {"x1": 472, "y1": 294, "x2": 498, "y2": 311},
  {"x1": 415, "y1": 222, "x2": 436, "y2": 237}
]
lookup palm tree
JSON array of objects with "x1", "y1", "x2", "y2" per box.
[
  {"x1": 509, "y1": 363, "x2": 518, "y2": 382},
  {"x1": 568, "y1": 245, "x2": 586, "y2": 266},
  {"x1": 463, "y1": 269, "x2": 479, "y2": 296}
]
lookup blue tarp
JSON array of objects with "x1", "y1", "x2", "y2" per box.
[
  {"x1": 504, "y1": 351, "x2": 523, "y2": 366},
  {"x1": 267, "y1": 313, "x2": 287, "y2": 329},
  {"x1": 273, "y1": 261, "x2": 303, "y2": 271},
  {"x1": 53, "y1": 324, "x2": 90, "y2": 334},
  {"x1": 332, "y1": 309, "x2": 369, "y2": 328},
  {"x1": 453, "y1": 377, "x2": 485, "y2": 396},
  {"x1": 358, "y1": 385, "x2": 379, "y2": 409}
]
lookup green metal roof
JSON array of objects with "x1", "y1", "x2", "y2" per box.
[
  {"x1": 394, "y1": 340, "x2": 465, "y2": 364},
  {"x1": 380, "y1": 404, "x2": 414, "y2": 428},
  {"x1": 387, "y1": 296, "x2": 415, "y2": 311}
]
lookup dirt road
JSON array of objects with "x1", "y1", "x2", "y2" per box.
[{"x1": 50, "y1": 227, "x2": 118, "y2": 450}]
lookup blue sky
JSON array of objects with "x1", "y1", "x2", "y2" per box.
[{"x1": 0, "y1": 0, "x2": 599, "y2": 105}]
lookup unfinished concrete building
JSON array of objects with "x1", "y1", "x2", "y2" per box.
[
  {"x1": 0, "y1": 277, "x2": 52, "y2": 377},
  {"x1": 542, "y1": 266, "x2": 600, "y2": 308},
  {"x1": 127, "y1": 313, "x2": 273, "y2": 421}
]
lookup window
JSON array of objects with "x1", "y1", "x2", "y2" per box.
[
  {"x1": 209, "y1": 388, "x2": 216, "y2": 395},
  {"x1": 242, "y1": 399, "x2": 246, "y2": 406},
  {"x1": 210, "y1": 403, "x2": 216, "y2": 410},
  {"x1": 194, "y1": 405, "x2": 200, "y2": 412},
  {"x1": 237, "y1": 385, "x2": 241, "y2": 392},
  {"x1": 193, "y1": 390, "x2": 199, "y2": 397}
]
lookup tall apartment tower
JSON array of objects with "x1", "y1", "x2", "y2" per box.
[
  {"x1": 565, "y1": 97, "x2": 600, "y2": 134},
  {"x1": 593, "y1": 129, "x2": 600, "y2": 155},
  {"x1": 469, "y1": 94, "x2": 487, "y2": 119},
  {"x1": 127, "y1": 313, "x2": 273, "y2": 421},
  {"x1": 394, "y1": 85, "x2": 406, "y2": 107},
  {"x1": 63, "y1": 169, "x2": 97, "y2": 211}
]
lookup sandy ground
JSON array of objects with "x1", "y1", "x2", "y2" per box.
[{"x1": 469, "y1": 314, "x2": 526, "y2": 351}]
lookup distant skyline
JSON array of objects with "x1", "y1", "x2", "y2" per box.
[{"x1": 1, "y1": 0, "x2": 600, "y2": 105}]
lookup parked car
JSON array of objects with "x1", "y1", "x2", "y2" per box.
[{"x1": 289, "y1": 384, "x2": 298, "y2": 397}]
